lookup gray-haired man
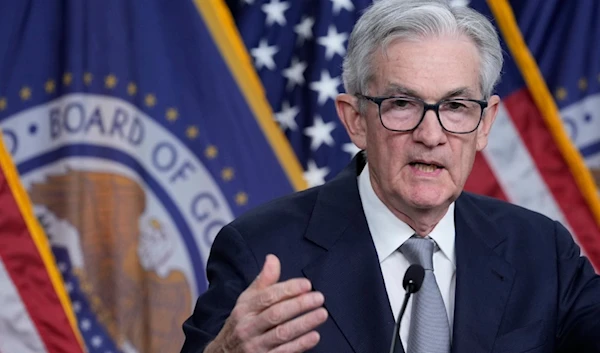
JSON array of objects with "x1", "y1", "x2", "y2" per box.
[{"x1": 182, "y1": 1, "x2": 600, "y2": 352}]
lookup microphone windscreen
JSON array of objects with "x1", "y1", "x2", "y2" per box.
[{"x1": 403, "y1": 264, "x2": 425, "y2": 293}]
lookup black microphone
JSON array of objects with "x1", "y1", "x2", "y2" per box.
[{"x1": 388, "y1": 264, "x2": 425, "y2": 353}]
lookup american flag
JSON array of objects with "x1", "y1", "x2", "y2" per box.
[
  {"x1": 227, "y1": 0, "x2": 368, "y2": 187},
  {"x1": 226, "y1": 0, "x2": 600, "y2": 269}
]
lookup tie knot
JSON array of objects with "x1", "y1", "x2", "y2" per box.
[{"x1": 400, "y1": 236, "x2": 435, "y2": 270}]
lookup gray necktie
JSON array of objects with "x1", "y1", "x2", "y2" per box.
[{"x1": 400, "y1": 236, "x2": 450, "y2": 353}]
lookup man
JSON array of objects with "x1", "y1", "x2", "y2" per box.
[{"x1": 181, "y1": 0, "x2": 600, "y2": 352}]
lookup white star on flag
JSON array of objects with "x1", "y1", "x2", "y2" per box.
[
  {"x1": 330, "y1": 0, "x2": 355, "y2": 15},
  {"x1": 80, "y1": 319, "x2": 91, "y2": 331},
  {"x1": 304, "y1": 160, "x2": 330, "y2": 187},
  {"x1": 251, "y1": 39, "x2": 279, "y2": 70},
  {"x1": 65, "y1": 281, "x2": 74, "y2": 293},
  {"x1": 342, "y1": 142, "x2": 361, "y2": 157},
  {"x1": 91, "y1": 336, "x2": 103, "y2": 348},
  {"x1": 317, "y1": 25, "x2": 348, "y2": 59},
  {"x1": 304, "y1": 115, "x2": 336, "y2": 151},
  {"x1": 309, "y1": 70, "x2": 341, "y2": 105},
  {"x1": 282, "y1": 58, "x2": 307, "y2": 90},
  {"x1": 276, "y1": 101, "x2": 300, "y2": 131},
  {"x1": 294, "y1": 16, "x2": 314, "y2": 44},
  {"x1": 261, "y1": 0, "x2": 290, "y2": 26},
  {"x1": 241, "y1": 0, "x2": 254, "y2": 4}
]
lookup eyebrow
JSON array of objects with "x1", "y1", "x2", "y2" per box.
[
  {"x1": 381, "y1": 84, "x2": 478, "y2": 100},
  {"x1": 442, "y1": 87, "x2": 478, "y2": 99},
  {"x1": 380, "y1": 84, "x2": 420, "y2": 97}
]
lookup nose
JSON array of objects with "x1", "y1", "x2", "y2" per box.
[{"x1": 411, "y1": 109, "x2": 446, "y2": 147}]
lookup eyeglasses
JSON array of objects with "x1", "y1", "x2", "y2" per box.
[{"x1": 356, "y1": 94, "x2": 488, "y2": 134}]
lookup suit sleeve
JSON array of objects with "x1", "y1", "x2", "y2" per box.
[
  {"x1": 554, "y1": 221, "x2": 600, "y2": 352},
  {"x1": 180, "y1": 224, "x2": 261, "y2": 353}
]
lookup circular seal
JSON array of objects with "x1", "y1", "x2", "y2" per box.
[{"x1": 1, "y1": 93, "x2": 234, "y2": 353}]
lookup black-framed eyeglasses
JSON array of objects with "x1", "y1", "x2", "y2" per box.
[{"x1": 356, "y1": 94, "x2": 488, "y2": 134}]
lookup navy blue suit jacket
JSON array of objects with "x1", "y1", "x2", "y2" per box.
[{"x1": 181, "y1": 154, "x2": 600, "y2": 353}]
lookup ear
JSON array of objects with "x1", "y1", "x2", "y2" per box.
[
  {"x1": 476, "y1": 94, "x2": 500, "y2": 151},
  {"x1": 335, "y1": 93, "x2": 367, "y2": 150}
]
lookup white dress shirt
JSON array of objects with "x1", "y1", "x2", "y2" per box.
[{"x1": 358, "y1": 164, "x2": 456, "y2": 350}]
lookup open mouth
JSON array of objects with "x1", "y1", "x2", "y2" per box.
[{"x1": 409, "y1": 162, "x2": 443, "y2": 173}]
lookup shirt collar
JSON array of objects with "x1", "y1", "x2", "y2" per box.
[
  {"x1": 358, "y1": 163, "x2": 456, "y2": 267},
  {"x1": 428, "y1": 202, "x2": 456, "y2": 268}
]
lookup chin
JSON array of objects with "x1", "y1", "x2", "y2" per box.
[
  {"x1": 409, "y1": 198, "x2": 444, "y2": 210},
  {"x1": 404, "y1": 188, "x2": 451, "y2": 211}
]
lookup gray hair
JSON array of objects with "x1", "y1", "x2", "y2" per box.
[{"x1": 342, "y1": 0, "x2": 503, "y2": 101}]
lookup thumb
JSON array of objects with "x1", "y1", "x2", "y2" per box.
[{"x1": 252, "y1": 254, "x2": 280, "y2": 290}]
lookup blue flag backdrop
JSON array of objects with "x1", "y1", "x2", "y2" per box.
[{"x1": 0, "y1": 1, "x2": 302, "y2": 352}]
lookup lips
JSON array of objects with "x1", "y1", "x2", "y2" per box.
[{"x1": 409, "y1": 160, "x2": 444, "y2": 173}]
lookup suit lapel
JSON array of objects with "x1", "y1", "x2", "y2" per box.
[
  {"x1": 302, "y1": 154, "x2": 402, "y2": 353},
  {"x1": 451, "y1": 194, "x2": 515, "y2": 353}
]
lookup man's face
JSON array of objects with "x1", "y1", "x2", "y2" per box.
[{"x1": 339, "y1": 35, "x2": 499, "y2": 214}]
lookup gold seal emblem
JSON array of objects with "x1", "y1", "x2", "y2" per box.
[{"x1": 32, "y1": 169, "x2": 192, "y2": 353}]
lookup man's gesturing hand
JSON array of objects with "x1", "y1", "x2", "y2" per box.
[{"x1": 205, "y1": 254, "x2": 328, "y2": 353}]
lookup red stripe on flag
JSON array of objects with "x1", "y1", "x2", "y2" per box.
[
  {"x1": 0, "y1": 169, "x2": 83, "y2": 353},
  {"x1": 503, "y1": 88, "x2": 600, "y2": 268},
  {"x1": 465, "y1": 151, "x2": 509, "y2": 201}
]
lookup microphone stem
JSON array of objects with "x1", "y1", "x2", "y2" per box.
[{"x1": 389, "y1": 287, "x2": 413, "y2": 353}]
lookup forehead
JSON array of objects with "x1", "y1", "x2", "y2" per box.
[{"x1": 371, "y1": 35, "x2": 481, "y2": 98}]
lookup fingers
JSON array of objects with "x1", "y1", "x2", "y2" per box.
[
  {"x1": 211, "y1": 254, "x2": 328, "y2": 353},
  {"x1": 269, "y1": 331, "x2": 321, "y2": 353},
  {"x1": 242, "y1": 255, "x2": 312, "y2": 313},
  {"x1": 245, "y1": 277, "x2": 313, "y2": 313},
  {"x1": 251, "y1": 254, "x2": 281, "y2": 290},
  {"x1": 251, "y1": 291, "x2": 325, "y2": 334},
  {"x1": 263, "y1": 307, "x2": 328, "y2": 350}
]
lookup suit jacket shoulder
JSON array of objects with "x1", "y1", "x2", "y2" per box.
[
  {"x1": 452, "y1": 191, "x2": 600, "y2": 353},
  {"x1": 228, "y1": 185, "x2": 321, "y2": 248},
  {"x1": 461, "y1": 191, "x2": 555, "y2": 227},
  {"x1": 457, "y1": 191, "x2": 561, "y2": 249}
]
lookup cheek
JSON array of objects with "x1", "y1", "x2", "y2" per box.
[
  {"x1": 457, "y1": 142, "x2": 477, "y2": 179},
  {"x1": 368, "y1": 131, "x2": 407, "y2": 179},
  {"x1": 449, "y1": 138, "x2": 477, "y2": 179},
  {"x1": 366, "y1": 121, "x2": 390, "y2": 157}
]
